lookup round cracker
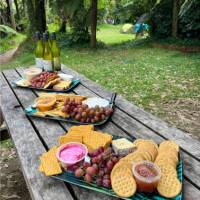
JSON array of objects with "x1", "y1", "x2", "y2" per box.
[
  {"x1": 111, "y1": 172, "x2": 137, "y2": 197},
  {"x1": 157, "y1": 175, "x2": 182, "y2": 198},
  {"x1": 155, "y1": 158, "x2": 177, "y2": 169},
  {"x1": 157, "y1": 163, "x2": 177, "y2": 177},
  {"x1": 159, "y1": 140, "x2": 179, "y2": 152}
]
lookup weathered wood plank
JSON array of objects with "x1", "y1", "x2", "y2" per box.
[
  {"x1": 61, "y1": 65, "x2": 200, "y2": 159},
  {"x1": 13, "y1": 67, "x2": 118, "y2": 200},
  {"x1": 0, "y1": 72, "x2": 74, "y2": 200},
  {"x1": 70, "y1": 79, "x2": 200, "y2": 189}
]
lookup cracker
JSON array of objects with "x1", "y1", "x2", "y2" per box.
[
  {"x1": 83, "y1": 131, "x2": 112, "y2": 152},
  {"x1": 155, "y1": 158, "x2": 177, "y2": 169},
  {"x1": 157, "y1": 175, "x2": 182, "y2": 198},
  {"x1": 40, "y1": 155, "x2": 62, "y2": 176},
  {"x1": 111, "y1": 171, "x2": 136, "y2": 198},
  {"x1": 39, "y1": 146, "x2": 62, "y2": 176},
  {"x1": 156, "y1": 163, "x2": 177, "y2": 177},
  {"x1": 59, "y1": 134, "x2": 82, "y2": 145},
  {"x1": 159, "y1": 140, "x2": 179, "y2": 152}
]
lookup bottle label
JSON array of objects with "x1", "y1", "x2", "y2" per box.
[
  {"x1": 43, "y1": 60, "x2": 52, "y2": 71},
  {"x1": 35, "y1": 58, "x2": 43, "y2": 69},
  {"x1": 53, "y1": 57, "x2": 61, "y2": 70}
]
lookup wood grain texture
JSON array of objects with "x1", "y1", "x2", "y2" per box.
[
  {"x1": 0, "y1": 72, "x2": 74, "y2": 200},
  {"x1": 61, "y1": 65, "x2": 200, "y2": 159}
]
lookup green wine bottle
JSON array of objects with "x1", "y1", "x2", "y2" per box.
[
  {"x1": 34, "y1": 32, "x2": 43, "y2": 69},
  {"x1": 42, "y1": 33, "x2": 53, "y2": 71},
  {"x1": 51, "y1": 32, "x2": 61, "y2": 71},
  {"x1": 46, "y1": 31, "x2": 52, "y2": 47}
]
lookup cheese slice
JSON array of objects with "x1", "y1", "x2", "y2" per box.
[{"x1": 112, "y1": 138, "x2": 136, "y2": 156}]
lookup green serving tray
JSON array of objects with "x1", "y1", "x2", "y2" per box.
[
  {"x1": 52, "y1": 136, "x2": 183, "y2": 200},
  {"x1": 25, "y1": 93, "x2": 116, "y2": 126},
  {"x1": 13, "y1": 78, "x2": 80, "y2": 93}
]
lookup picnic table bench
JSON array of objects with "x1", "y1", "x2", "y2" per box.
[{"x1": 0, "y1": 65, "x2": 200, "y2": 200}]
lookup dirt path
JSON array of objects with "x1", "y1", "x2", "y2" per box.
[
  {"x1": 0, "y1": 144, "x2": 31, "y2": 200},
  {"x1": 0, "y1": 47, "x2": 18, "y2": 64}
]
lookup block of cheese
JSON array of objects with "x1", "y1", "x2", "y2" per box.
[{"x1": 112, "y1": 138, "x2": 136, "y2": 156}]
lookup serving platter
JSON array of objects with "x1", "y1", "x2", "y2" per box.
[
  {"x1": 13, "y1": 78, "x2": 80, "y2": 93},
  {"x1": 25, "y1": 93, "x2": 116, "y2": 126},
  {"x1": 52, "y1": 136, "x2": 183, "y2": 200}
]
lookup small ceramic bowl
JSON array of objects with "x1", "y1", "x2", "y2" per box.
[
  {"x1": 56, "y1": 142, "x2": 88, "y2": 170},
  {"x1": 24, "y1": 67, "x2": 42, "y2": 81}
]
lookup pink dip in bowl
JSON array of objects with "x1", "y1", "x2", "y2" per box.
[{"x1": 56, "y1": 143, "x2": 88, "y2": 169}]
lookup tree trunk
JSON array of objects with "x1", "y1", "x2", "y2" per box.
[
  {"x1": 26, "y1": 0, "x2": 36, "y2": 33},
  {"x1": 90, "y1": 0, "x2": 98, "y2": 49},
  {"x1": 59, "y1": 16, "x2": 67, "y2": 33},
  {"x1": 8, "y1": 0, "x2": 16, "y2": 30},
  {"x1": 35, "y1": 0, "x2": 46, "y2": 32},
  {"x1": 172, "y1": 0, "x2": 179, "y2": 38},
  {"x1": 26, "y1": 0, "x2": 46, "y2": 34},
  {"x1": 14, "y1": 0, "x2": 20, "y2": 20},
  {"x1": 22, "y1": 0, "x2": 25, "y2": 17}
]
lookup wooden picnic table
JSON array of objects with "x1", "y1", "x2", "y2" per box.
[{"x1": 0, "y1": 65, "x2": 200, "y2": 200}]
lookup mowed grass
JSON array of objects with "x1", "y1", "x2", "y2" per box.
[
  {"x1": 1, "y1": 24, "x2": 200, "y2": 112},
  {"x1": 0, "y1": 33, "x2": 26, "y2": 54},
  {"x1": 97, "y1": 24, "x2": 135, "y2": 44}
]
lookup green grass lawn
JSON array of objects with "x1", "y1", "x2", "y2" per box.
[
  {"x1": 97, "y1": 24, "x2": 135, "y2": 44},
  {"x1": 0, "y1": 33, "x2": 26, "y2": 54},
  {"x1": 1, "y1": 24, "x2": 200, "y2": 136}
]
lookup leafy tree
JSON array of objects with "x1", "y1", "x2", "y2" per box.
[{"x1": 150, "y1": 0, "x2": 200, "y2": 39}]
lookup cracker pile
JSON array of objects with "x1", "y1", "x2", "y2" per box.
[
  {"x1": 156, "y1": 140, "x2": 182, "y2": 198},
  {"x1": 110, "y1": 139, "x2": 182, "y2": 198},
  {"x1": 39, "y1": 146, "x2": 62, "y2": 176},
  {"x1": 119, "y1": 139, "x2": 158, "y2": 168},
  {"x1": 58, "y1": 125, "x2": 112, "y2": 152}
]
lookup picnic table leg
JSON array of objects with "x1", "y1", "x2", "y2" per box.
[{"x1": 0, "y1": 107, "x2": 9, "y2": 140}]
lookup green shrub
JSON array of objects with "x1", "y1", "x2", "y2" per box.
[{"x1": 150, "y1": 0, "x2": 200, "y2": 39}]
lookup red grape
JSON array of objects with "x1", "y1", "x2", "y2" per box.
[
  {"x1": 111, "y1": 157, "x2": 119, "y2": 164},
  {"x1": 75, "y1": 114, "x2": 81, "y2": 121},
  {"x1": 106, "y1": 160, "x2": 114, "y2": 170},
  {"x1": 92, "y1": 157, "x2": 100, "y2": 164},
  {"x1": 86, "y1": 167, "x2": 96, "y2": 176},
  {"x1": 93, "y1": 149, "x2": 100, "y2": 157},
  {"x1": 97, "y1": 169, "x2": 104, "y2": 177},
  {"x1": 81, "y1": 112, "x2": 87, "y2": 118},
  {"x1": 92, "y1": 164, "x2": 99, "y2": 173},
  {"x1": 103, "y1": 174, "x2": 110, "y2": 179},
  {"x1": 96, "y1": 178, "x2": 102, "y2": 187},
  {"x1": 98, "y1": 147, "x2": 104, "y2": 154},
  {"x1": 101, "y1": 114, "x2": 106, "y2": 121},
  {"x1": 103, "y1": 167, "x2": 111, "y2": 175},
  {"x1": 84, "y1": 174, "x2": 92, "y2": 183},
  {"x1": 102, "y1": 179, "x2": 111, "y2": 188},
  {"x1": 75, "y1": 168, "x2": 85, "y2": 177}
]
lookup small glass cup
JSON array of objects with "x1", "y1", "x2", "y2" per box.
[{"x1": 132, "y1": 160, "x2": 161, "y2": 193}]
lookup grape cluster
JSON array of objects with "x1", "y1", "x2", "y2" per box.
[
  {"x1": 31, "y1": 71, "x2": 57, "y2": 88},
  {"x1": 74, "y1": 147, "x2": 119, "y2": 188},
  {"x1": 62, "y1": 99, "x2": 113, "y2": 123}
]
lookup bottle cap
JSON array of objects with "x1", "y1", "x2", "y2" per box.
[
  {"x1": 43, "y1": 33, "x2": 47, "y2": 41},
  {"x1": 34, "y1": 31, "x2": 40, "y2": 40},
  {"x1": 52, "y1": 32, "x2": 56, "y2": 40}
]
